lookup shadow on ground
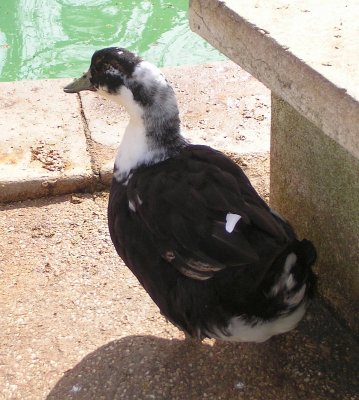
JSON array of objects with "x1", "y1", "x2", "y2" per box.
[{"x1": 47, "y1": 301, "x2": 358, "y2": 400}]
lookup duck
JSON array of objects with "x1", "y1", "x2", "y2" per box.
[{"x1": 64, "y1": 47, "x2": 316, "y2": 342}]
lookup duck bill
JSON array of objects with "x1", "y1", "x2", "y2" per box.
[{"x1": 63, "y1": 71, "x2": 96, "y2": 93}]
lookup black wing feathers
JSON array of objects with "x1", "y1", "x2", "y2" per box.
[{"x1": 127, "y1": 145, "x2": 294, "y2": 281}]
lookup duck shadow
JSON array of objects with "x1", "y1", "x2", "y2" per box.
[{"x1": 47, "y1": 301, "x2": 358, "y2": 400}]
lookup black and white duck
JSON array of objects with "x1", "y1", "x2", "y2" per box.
[{"x1": 64, "y1": 47, "x2": 316, "y2": 342}]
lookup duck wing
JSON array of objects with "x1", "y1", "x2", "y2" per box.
[{"x1": 126, "y1": 145, "x2": 295, "y2": 282}]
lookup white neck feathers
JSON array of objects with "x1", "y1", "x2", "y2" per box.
[
  {"x1": 114, "y1": 113, "x2": 165, "y2": 182},
  {"x1": 97, "y1": 61, "x2": 182, "y2": 182}
]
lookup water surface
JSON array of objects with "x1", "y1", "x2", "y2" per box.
[{"x1": 0, "y1": 0, "x2": 225, "y2": 82}]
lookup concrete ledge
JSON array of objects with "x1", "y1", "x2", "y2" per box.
[
  {"x1": 271, "y1": 94, "x2": 359, "y2": 334},
  {"x1": 189, "y1": 0, "x2": 359, "y2": 159},
  {"x1": 0, "y1": 176, "x2": 95, "y2": 203}
]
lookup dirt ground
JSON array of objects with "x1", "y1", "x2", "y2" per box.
[{"x1": 0, "y1": 154, "x2": 358, "y2": 400}]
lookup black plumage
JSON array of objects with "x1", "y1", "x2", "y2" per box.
[{"x1": 64, "y1": 47, "x2": 316, "y2": 342}]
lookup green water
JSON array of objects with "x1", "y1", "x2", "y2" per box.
[{"x1": 0, "y1": 0, "x2": 225, "y2": 82}]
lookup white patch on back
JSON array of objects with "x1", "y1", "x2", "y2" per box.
[
  {"x1": 225, "y1": 213, "x2": 241, "y2": 233},
  {"x1": 208, "y1": 302, "x2": 307, "y2": 342}
]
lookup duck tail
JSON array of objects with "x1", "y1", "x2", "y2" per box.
[
  {"x1": 268, "y1": 239, "x2": 317, "y2": 309},
  {"x1": 295, "y1": 239, "x2": 317, "y2": 268},
  {"x1": 292, "y1": 239, "x2": 317, "y2": 298}
]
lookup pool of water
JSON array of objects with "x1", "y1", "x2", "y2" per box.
[{"x1": 0, "y1": 0, "x2": 226, "y2": 82}]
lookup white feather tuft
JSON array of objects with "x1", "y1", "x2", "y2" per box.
[
  {"x1": 225, "y1": 213, "x2": 241, "y2": 233},
  {"x1": 208, "y1": 303, "x2": 307, "y2": 342}
]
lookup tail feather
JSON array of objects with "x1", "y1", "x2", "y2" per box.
[
  {"x1": 295, "y1": 239, "x2": 317, "y2": 267},
  {"x1": 291, "y1": 239, "x2": 317, "y2": 297},
  {"x1": 268, "y1": 239, "x2": 317, "y2": 309}
]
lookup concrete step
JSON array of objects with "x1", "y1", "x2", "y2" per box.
[
  {"x1": 0, "y1": 79, "x2": 94, "y2": 202},
  {"x1": 0, "y1": 62, "x2": 270, "y2": 202},
  {"x1": 0, "y1": 192, "x2": 358, "y2": 399}
]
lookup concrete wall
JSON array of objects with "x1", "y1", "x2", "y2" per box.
[{"x1": 270, "y1": 93, "x2": 359, "y2": 334}]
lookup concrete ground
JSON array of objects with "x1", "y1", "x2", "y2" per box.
[
  {"x1": 0, "y1": 62, "x2": 358, "y2": 399},
  {"x1": 1, "y1": 187, "x2": 358, "y2": 400}
]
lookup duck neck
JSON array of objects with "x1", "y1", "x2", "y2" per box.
[{"x1": 113, "y1": 86, "x2": 187, "y2": 182}]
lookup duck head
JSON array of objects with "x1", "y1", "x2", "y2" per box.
[
  {"x1": 64, "y1": 47, "x2": 185, "y2": 180},
  {"x1": 64, "y1": 47, "x2": 141, "y2": 92},
  {"x1": 63, "y1": 47, "x2": 173, "y2": 111}
]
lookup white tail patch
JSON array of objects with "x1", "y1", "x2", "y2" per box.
[
  {"x1": 225, "y1": 213, "x2": 241, "y2": 233},
  {"x1": 269, "y1": 252, "x2": 307, "y2": 308},
  {"x1": 286, "y1": 284, "x2": 306, "y2": 306},
  {"x1": 284, "y1": 253, "x2": 297, "y2": 273},
  {"x1": 270, "y1": 253, "x2": 297, "y2": 296},
  {"x1": 208, "y1": 303, "x2": 307, "y2": 342},
  {"x1": 285, "y1": 273, "x2": 295, "y2": 291}
]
